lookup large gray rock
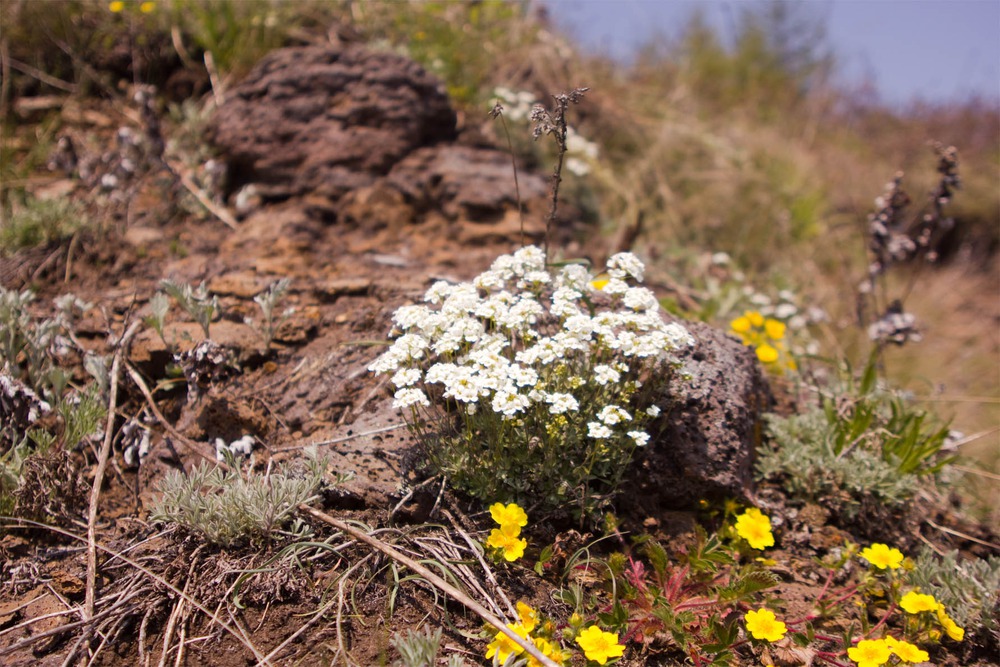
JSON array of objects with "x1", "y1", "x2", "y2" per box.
[{"x1": 631, "y1": 319, "x2": 771, "y2": 511}]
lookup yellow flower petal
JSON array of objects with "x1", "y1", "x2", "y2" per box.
[
  {"x1": 847, "y1": 639, "x2": 892, "y2": 667},
  {"x1": 899, "y1": 591, "x2": 939, "y2": 614},
  {"x1": 764, "y1": 318, "x2": 786, "y2": 340},
  {"x1": 109, "y1": 0, "x2": 125, "y2": 11},
  {"x1": 860, "y1": 543, "x2": 904, "y2": 570},
  {"x1": 730, "y1": 316, "x2": 752, "y2": 334},
  {"x1": 755, "y1": 344, "x2": 779, "y2": 364},
  {"x1": 744, "y1": 608, "x2": 787, "y2": 642},
  {"x1": 575, "y1": 625, "x2": 625, "y2": 665},
  {"x1": 735, "y1": 507, "x2": 775, "y2": 550}
]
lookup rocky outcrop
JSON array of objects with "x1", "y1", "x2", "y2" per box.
[{"x1": 208, "y1": 45, "x2": 549, "y2": 227}]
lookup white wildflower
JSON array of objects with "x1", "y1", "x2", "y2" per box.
[
  {"x1": 588, "y1": 422, "x2": 613, "y2": 439},
  {"x1": 628, "y1": 431, "x2": 650, "y2": 447},
  {"x1": 623, "y1": 286, "x2": 659, "y2": 312},
  {"x1": 492, "y1": 388, "x2": 529, "y2": 416},
  {"x1": 424, "y1": 280, "x2": 453, "y2": 304},
  {"x1": 391, "y1": 367, "x2": 422, "y2": 388},
  {"x1": 593, "y1": 364, "x2": 620, "y2": 385},
  {"x1": 507, "y1": 364, "x2": 538, "y2": 388},
  {"x1": 775, "y1": 303, "x2": 798, "y2": 319},
  {"x1": 393, "y1": 387, "x2": 430, "y2": 409},
  {"x1": 606, "y1": 252, "x2": 645, "y2": 282},
  {"x1": 598, "y1": 405, "x2": 631, "y2": 425},
  {"x1": 546, "y1": 392, "x2": 579, "y2": 414},
  {"x1": 556, "y1": 264, "x2": 590, "y2": 290},
  {"x1": 646, "y1": 405, "x2": 661, "y2": 417}
]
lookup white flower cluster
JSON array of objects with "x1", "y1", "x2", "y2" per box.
[
  {"x1": 564, "y1": 126, "x2": 600, "y2": 177},
  {"x1": 492, "y1": 86, "x2": 537, "y2": 123},
  {"x1": 369, "y1": 246, "x2": 694, "y2": 448}
]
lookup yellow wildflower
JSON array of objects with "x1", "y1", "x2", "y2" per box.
[
  {"x1": 884, "y1": 636, "x2": 929, "y2": 663},
  {"x1": 860, "y1": 543, "x2": 904, "y2": 570},
  {"x1": 487, "y1": 528, "x2": 527, "y2": 562},
  {"x1": 490, "y1": 502, "x2": 528, "y2": 533},
  {"x1": 755, "y1": 343, "x2": 779, "y2": 363},
  {"x1": 746, "y1": 310, "x2": 765, "y2": 327},
  {"x1": 485, "y1": 622, "x2": 531, "y2": 664},
  {"x1": 528, "y1": 637, "x2": 566, "y2": 667},
  {"x1": 730, "y1": 316, "x2": 752, "y2": 334},
  {"x1": 764, "y1": 318, "x2": 786, "y2": 340},
  {"x1": 735, "y1": 507, "x2": 775, "y2": 550},
  {"x1": 847, "y1": 638, "x2": 892, "y2": 667},
  {"x1": 139, "y1": 0, "x2": 155, "y2": 11},
  {"x1": 575, "y1": 625, "x2": 625, "y2": 665},
  {"x1": 936, "y1": 604, "x2": 965, "y2": 641},
  {"x1": 899, "y1": 590, "x2": 939, "y2": 614},
  {"x1": 744, "y1": 608, "x2": 787, "y2": 642},
  {"x1": 108, "y1": 0, "x2": 125, "y2": 11},
  {"x1": 517, "y1": 600, "x2": 539, "y2": 632}
]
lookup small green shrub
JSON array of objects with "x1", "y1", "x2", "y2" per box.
[
  {"x1": 909, "y1": 548, "x2": 1000, "y2": 644},
  {"x1": 248, "y1": 278, "x2": 292, "y2": 352},
  {"x1": 369, "y1": 246, "x2": 694, "y2": 522},
  {"x1": 150, "y1": 450, "x2": 333, "y2": 547},
  {"x1": 0, "y1": 287, "x2": 90, "y2": 401},
  {"x1": 158, "y1": 279, "x2": 219, "y2": 339},
  {"x1": 391, "y1": 626, "x2": 469, "y2": 667},
  {"x1": 0, "y1": 196, "x2": 87, "y2": 255},
  {"x1": 1, "y1": 383, "x2": 104, "y2": 522},
  {"x1": 758, "y1": 409, "x2": 919, "y2": 517}
]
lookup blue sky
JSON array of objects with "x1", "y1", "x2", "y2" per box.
[{"x1": 545, "y1": 0, "x2": 1000, "y2": 107}]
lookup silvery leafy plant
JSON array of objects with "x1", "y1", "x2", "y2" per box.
[{"x1": 369, "y1": 246, "x2": 693, "y2": 521}]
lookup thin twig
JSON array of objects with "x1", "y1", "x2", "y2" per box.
[
  {"x1": 6, "y1": 56, "x2": 78, "y2": 93},
  {"x1": 271, "y1": 422, "x2": 409, "y2": 453},
  {"x1": 923, "y1": 518, "x2": 1000, "y2": 552},
  {"x1": 164, "y1": 157, "x2": 238, "y2": 229},
  {"x1": 300, "y1": 505, "x2": 560, "y2": 667},
  {"x1": 950, "y1": 464, "x2": 1000, "y2": 482},
  {"x1": 125, "y1": 363, "x2": 216, "y2": 464},
  {"x1": 443, "y1": 509, "x2": 517, "y2": 619}
]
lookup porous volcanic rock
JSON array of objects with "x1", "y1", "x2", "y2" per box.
[
  {"x1": 208, "y1": 45, "x2": 458, "y2": 202},
  {"x1": 208, "y1": 44, "x2": 553, "y2": 229},
  {"x1": 632, "y1": 319, "x2": 771, "y2": 511}
]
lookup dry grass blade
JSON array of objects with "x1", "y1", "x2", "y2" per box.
[
  {"x1": 300, "y1": 505, "x2": 560, "y2": 667},
  {"x1": 443, "y1": 508, "x2": 517, "y2": 619},
  {"x1": 86, "y1": 320, "x2": 142, "y2": 622}
]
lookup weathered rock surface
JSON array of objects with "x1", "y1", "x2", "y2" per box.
[
  {"x1": 632, "y1": 319, "x2": 771, "y2": 511},
  {"x1": 209, "y1": 45, "x2": 458, "y2": 201},
  {"x1": 208, "y1": 44, "x2": 551, "y2": 229}
]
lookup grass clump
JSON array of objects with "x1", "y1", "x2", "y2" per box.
[
  {"x1": 150, "y1": 450, "x2": 332, "y2": 547},
  {"x1": 0, "y1": 196, "x2": 87, "y2": 255},
  {"x1": 758, "y1": 408, "x2": 919, "y2": 518},
  {"x1": 391, "y1": 627, "x2": 467, "y2": 667}
]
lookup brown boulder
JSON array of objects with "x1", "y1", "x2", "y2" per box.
[{"x1": 208, "y1": 45, "x2": 457, "y2": 201}]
